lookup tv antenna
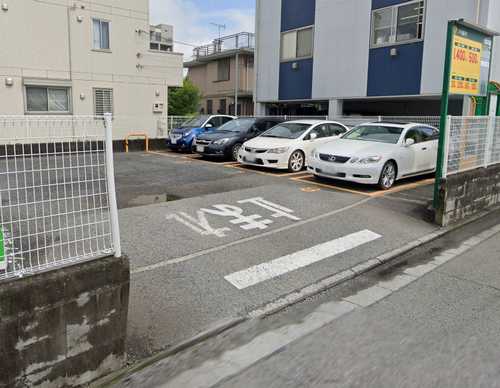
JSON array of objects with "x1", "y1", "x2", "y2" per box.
[{"x1": 210, "y1": 22, "x2": 226, "y2": 40}]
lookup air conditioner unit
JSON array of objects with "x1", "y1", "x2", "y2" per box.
[{"x1": 153, "y1": 102, "x2": 164, "y2": 113}]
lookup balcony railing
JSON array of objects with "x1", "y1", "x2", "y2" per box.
[{"x1": 192, "y1": 32, "x2": 255, "y2": 60}]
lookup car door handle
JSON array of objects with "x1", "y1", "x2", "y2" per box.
[{"x1": 421, "y1": 147, "x2": 428, "y2": 151}]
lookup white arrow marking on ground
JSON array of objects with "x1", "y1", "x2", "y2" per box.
[{"x1": 225, "y1": 230, "x2": 382, "y2": 290}]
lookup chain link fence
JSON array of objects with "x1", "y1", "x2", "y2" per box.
[
  {"x1": 0, "y1": 115, "x2": 120, "y2": 280},
  {"x1": 444, "y1": 115, "x2": 500, "y2": 176}
]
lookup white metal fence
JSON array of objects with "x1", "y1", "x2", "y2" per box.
[
  {"x1": 0, "y1": 115, "x2": 120, "y2": 280},
  {"x1": 444, "y1": 115, "x2": 500, "y2": 176}
]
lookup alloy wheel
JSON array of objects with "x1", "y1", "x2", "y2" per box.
[
  {"x1": 380, "y1": 162, "x2": 396, "y2": 189},
  {"x1": 289, "y1": 151, "x2": 304, "y2": 172}
]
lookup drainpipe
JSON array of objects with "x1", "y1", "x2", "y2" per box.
[
  {"x1": 476, "y1": 0, "x2": 481, "y2": 24},
  {"x1": 234, "y1": 52, "x2": 239, "y2": 115}
]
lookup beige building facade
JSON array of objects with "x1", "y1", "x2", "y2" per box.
[
  {"x1": 185, "y1": 33, "x2": 255, "y2": 116},
  {"x1": 0, "y1": 0, "x2": 183, "y2": 139}
]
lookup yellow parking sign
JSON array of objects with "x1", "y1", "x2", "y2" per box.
[{"x1": 450, "y1": 35, "x2": 482, "y2": 95}]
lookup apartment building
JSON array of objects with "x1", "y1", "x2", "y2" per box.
[
  {"x1": 0, "y1": 0, "x2": 183, "y2": 139},
  {"x1": 255, "y1": 0, "x2": 500, "y2": 117},
  {"x1": 150, "y1": 24, "x2": 174, "y2": 53},
  {"x1": 185, "y1": 32, "x2": 255, "y2": 116}
]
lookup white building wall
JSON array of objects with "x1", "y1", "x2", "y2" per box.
[
  {"x1": 0, "y1": 0, "x2": 183, "y2": 139},
  {"x1": 420, "y1": 0, "x2": 481, "y2": 95},
  {"x1": 255, "y1": 0, "x2": 281, "y2": 102},
  {"x1": 312, "y1": 0, "x2": 371, "y2": 100},
  {"x1": 486, "y1": 0, "x2": 500, "y2": 83}
]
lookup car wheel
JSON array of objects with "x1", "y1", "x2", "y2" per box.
[
  {"x1": 288, "y1": 150, "x2": 305, "y2": 172},
  {"x1": 231, "y1": 143, "x2": 242, "y2": 161},
  {"x1": 378, "y1": 161, "x2": 397, "y2": 190}
]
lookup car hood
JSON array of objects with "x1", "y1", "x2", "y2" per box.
[
  {"x1": 315, "y1": 139, "x2": 398, "y2": 157},
  {"x1": 244, "y1": 136, "x2": 297, "y2": 149},
  {"x1": 197, "y1": 131, "x2": 239, "y2": 141},
  {"x1": 171, "y1": 127, "x2": 201, "y2": 135}
]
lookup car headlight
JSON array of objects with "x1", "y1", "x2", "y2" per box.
[
  {"x1": 357, "y1": 156, "x2": 383, "y2": 164},
  {"x1": 268, "y1": 147, "x2": 289, "y2": 154},
  {"x1": 213, "y1": 138, "x2": 230, "y2": 145}
]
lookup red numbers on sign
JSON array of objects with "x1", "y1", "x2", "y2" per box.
[{"x1": 454, "y1": 48, "x2": 479, "y2": 64}]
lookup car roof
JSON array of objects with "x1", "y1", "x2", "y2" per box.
[{"x1": 284, "y1": 119, "x2": 339, "y2": 125}]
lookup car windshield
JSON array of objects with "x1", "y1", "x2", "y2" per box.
[
  {"x1": 181, "y1": 115, "x2": 209, "y2": 128},
  {"x1": 216, "y1": 118, "x2": 256, "y2": 133},
  {"x1": 342, "y1": 125, "x2": 404, "y2": 144},
  {"x1": 262, "y1": 123, "x2": 311, "y2": 139}
]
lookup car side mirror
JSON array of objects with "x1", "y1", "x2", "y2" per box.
[
  {"x1": 310, "y1": 132, "x2": 318, "y2": 140},
  {"x1": 405, "y1": 138, "x2": 415, "y2": 147},
  {"x1": 205, "y1": 123, "x2": 213, "y2": 129}
]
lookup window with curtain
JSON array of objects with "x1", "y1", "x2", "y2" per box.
[
  {"x1": 93, "y1": 19, "x2": 110, "y2": 50},
  {"x1": 280, "y1": 27, "x2": 314, "y2": 61},
  {"x1": 26, "y1": 86, "x2": 70, "y2": 113}
]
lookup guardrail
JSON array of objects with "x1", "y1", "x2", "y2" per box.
[{"x1": 0, "y1": 114, "x2": 120, "y2": 281}]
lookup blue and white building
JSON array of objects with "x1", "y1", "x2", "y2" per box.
[{"x1": 254, "y1": 0, "x2": 500, "y2": 116}]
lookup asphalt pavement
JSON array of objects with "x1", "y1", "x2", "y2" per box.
[
  {"x1": 113, "y1": 152, "x2": 437, "y2": 361},
  {"x1": 114, "y1": 208, "x2": 500, "y2": 388}
]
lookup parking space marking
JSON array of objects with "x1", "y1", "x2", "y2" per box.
[
  {"x1": 131, "y1": 197, "x2": 372, "y2": 274},
  {"x1": 225, "y1": 164, "x2": 311, "y2": 178},
  {"x1": 147, "y1": 150, "x2": 183, "y2": 159},
  {"x1": 224, "y1": 230, "x2": 382, "y2": 290},
  {"x1": 292, "y1": 176, "x2": 372, "y2": 197},
  {"x1": 291, "y1": 175, "x2": 435, "y2": 198}
]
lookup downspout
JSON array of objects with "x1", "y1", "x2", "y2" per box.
[
  {"x1": 67, "y1": 4, "x2": 75, "y2": 136},
  {"x1": 253, "y1": 0, "x2": 260, "y2": 115},
  {"x1": 476, "y1": 0, "x2": 481, "y2": 24}
]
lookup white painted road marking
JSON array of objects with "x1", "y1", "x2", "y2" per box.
[
  {"x1": 225, "y1": 230, "x2": 383, "y2": 290},
  {"x1": 132, "y1": 198, "x2": 372, "y2": 274}
]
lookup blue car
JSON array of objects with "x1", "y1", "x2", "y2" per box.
[{"x1": 168, "y1": 115, "x2": 235, "y2": 151}]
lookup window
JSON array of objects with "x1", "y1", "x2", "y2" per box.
[
  {"x1": 217, "y1": 58, "x2": 231, "y2": 81},
  {"x1": 94, "y1": 88, "x2": 113, "y2": 116},
  {"x1": 327, "y1": 124, "x2": 347, "y2": 136},
  {"x1": 280, "y1": 27, "x2": 314, "y2": 61},
  {"x1": 310, "y1": 124, "x2": 330, "y2": 139},
  {"x1": 26, "y1": 86, "x2": 70, "y2": 113},
  {"x1": 93, "y1": 19, "x2": 110, "y2": 50},
  {"x1": 207, "y1": 100, "x2": 213, "y2": 114},
  {"x1": 150, "y1": 43, "x2": 159, "y2": 50},
  {"x1": 371, "y1": 1, "x2": 424, "y2": 47},
  {"x1": 219, "y1": 99, "x2": 227, "y2": 114}
]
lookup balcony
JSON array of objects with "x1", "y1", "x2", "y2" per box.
[{"x1": 192, "y1": 32, "x2": 255, "y2": 60}]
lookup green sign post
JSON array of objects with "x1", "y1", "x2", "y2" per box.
[
  {"x1": 434, "y1": 20, "x2": 496, "y2": 207},
  {"x1": 0, "y1": 228, "x2": 5, "y2": 271}
]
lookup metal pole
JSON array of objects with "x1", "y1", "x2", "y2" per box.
[
  {"x1": 235, "y1": 52, "x2": 239, "y2": 116},
  {"x1": 104, "y1": 113, "x2": 122, "y2": 258},
  {"x1": 434, "y1": 21, "x2": 455, "y2": 208}
]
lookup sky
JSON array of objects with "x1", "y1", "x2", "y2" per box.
[{"x1": 150, "y1": 0, "x2": 255, "y2": 59}]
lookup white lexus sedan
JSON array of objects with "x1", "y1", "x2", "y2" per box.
[
  {"x1": 308, "y1": 122, "x2": 439, "y2": 189},
  {"x1": 238, "y1": 120, "x2": 350, "y2": 172}
]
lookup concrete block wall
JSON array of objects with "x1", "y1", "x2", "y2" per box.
[
  {"x1": 0, "y1": 256, "x2": 130, "y2": 387},
  {"x1": 435, "y1": 164, "x2": 500, "y2": 226}
]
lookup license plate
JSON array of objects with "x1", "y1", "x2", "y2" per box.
[
  {"x1": 171, "y1": 139, "x2": 177, "y2": 145},
  {"x1": 196, "y1": 145, "x2": 205, "y2": 153},
  {"x1": 245, "y1": 156, "x2": 257, "y2": 163}
]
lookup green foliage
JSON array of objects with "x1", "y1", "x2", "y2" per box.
[{"x1": 168, "y1": 78, "x2": 201, "y2": 116}]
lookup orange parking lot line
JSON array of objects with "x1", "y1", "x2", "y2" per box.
[
  {"x1": 147, "y1": 151, "x2": 182, "y2": 158},
  {"x1": 291, "y1": 175, "x2": 435, "y2": 198}
]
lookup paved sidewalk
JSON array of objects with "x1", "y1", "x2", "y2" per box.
[{"x1": 114, "y1": 210, "x2": 500, "y2": 388}]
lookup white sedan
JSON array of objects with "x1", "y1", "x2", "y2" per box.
[
  {"x1": 308, "y1": 122, "x2": 439, "y2": 189},
  {"x1": 238, "y1": 120, "x2": 350, "y2": 172}
]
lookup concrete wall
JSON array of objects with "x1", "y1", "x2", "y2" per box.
[
  {"x1": 0, "y1": 256, "x2": 129, "y2": 387},
  {"x1": 435, "y1": 164, "x2": 500, "y2": 226},
  {"x1": 0, "y1": 0, "x2": 183, "y2": 140}
]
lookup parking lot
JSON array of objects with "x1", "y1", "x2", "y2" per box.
[{"x1": 115, "y1": 150, "x2": 438, "y2": 360}]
